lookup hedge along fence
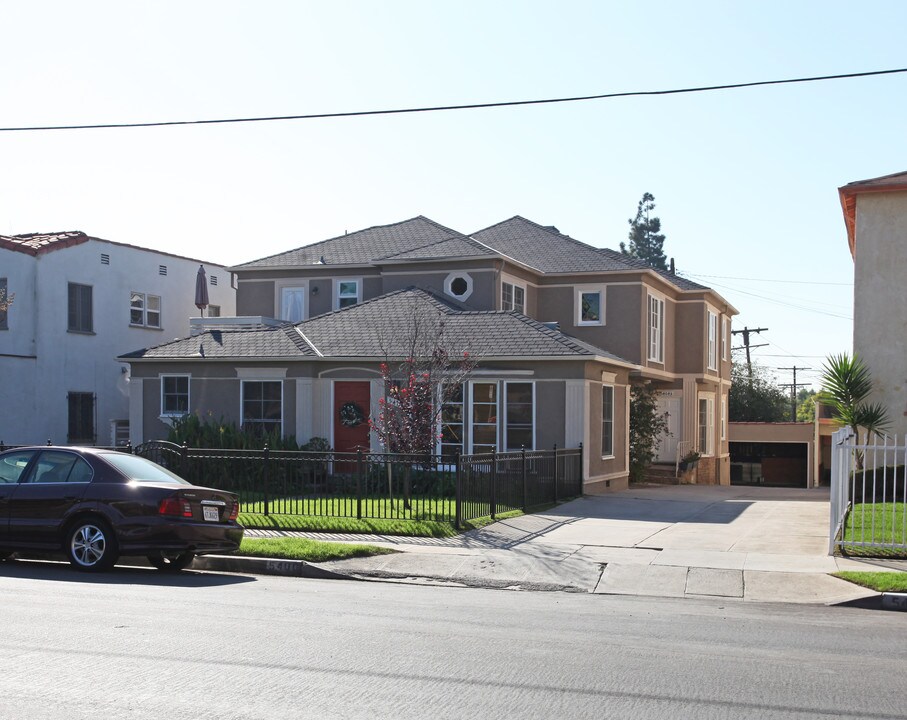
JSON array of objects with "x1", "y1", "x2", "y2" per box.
[{"x1": 133, "y1": 441, "x2": 584, "y2": 529}]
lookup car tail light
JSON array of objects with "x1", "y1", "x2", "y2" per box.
[
  {"x1": 228, "y1": 501, "x2": 239, "y2": 521},
  {"x1": 159, "y1": 496, "x2": 193, "y2": 518}
]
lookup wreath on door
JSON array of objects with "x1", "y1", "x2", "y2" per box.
[{"x1": 339, "y1": 401, "x2": 365, "y2": 427}]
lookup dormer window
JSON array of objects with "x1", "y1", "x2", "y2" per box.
[
  {"x1": 502, "y1": 281, "x2": 525, "y2": 314},
  {"x1": 337, "y1": 280, "x2": 360, "y2": 309},
  {"x1": 575, "y1": 285, "x2": 605, "y2": 326}
]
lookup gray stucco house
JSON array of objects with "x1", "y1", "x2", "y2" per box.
[{"x1": 120, "y1": 216, "x2": 736, "y2": 491}]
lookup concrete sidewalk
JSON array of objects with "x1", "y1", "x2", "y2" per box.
[{"x1": 244, "y1": 485, "x2": 907, "y2": 604}]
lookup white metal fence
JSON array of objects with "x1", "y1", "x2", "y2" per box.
[{"x1": 829, "y1": 426, "x2": 907, "y2": 555}]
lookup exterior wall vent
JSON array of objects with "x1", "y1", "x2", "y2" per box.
[
  {"x1": 541, "y1": 321, "x2": 560, "y2": 331},
  {"x1": 159, "y1": 265, "x2": 168, "y2": 276},
  {"x1": 100, "y1": 253, "x2": 110, "y2": 265},
  {"x1": 210, "y1": 275, "x2": 218, "y2": 286}
]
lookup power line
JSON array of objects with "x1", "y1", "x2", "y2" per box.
[
  {"x1": 677, "y1": 271, "x2": 852, "y2": 286},
  {"x1": 2, "y1": 67, "x2": 906, "y2": 133},
  {"x1": 694, "y1": 278, "x2": 853, "y2": 319}
]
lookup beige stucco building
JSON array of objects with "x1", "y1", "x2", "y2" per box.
[{"x1": 840, "y1": 171, "x2": 907, "y2": 439}]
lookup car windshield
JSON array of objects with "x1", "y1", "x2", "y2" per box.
[{"x1": 99, "y1": 453, "x2": 191, "y2": 485}]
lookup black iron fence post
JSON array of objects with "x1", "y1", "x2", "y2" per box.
[
  {"x1": 553, "y1": 444, "x2": 559, "y2": 504},
  {"x1": 455, "y1": 450, "x2": 462, "y2": 530},
  {"x1": 262, "y1": 444, "x2": 270, "y2": 517},
  {"x1": 180, "y1": 443, "x2": 188, "y2": 480},
  {"x1": 490, "y1": 452, "x2": 497, "y2": 520},
  {"x1": 579, "y1": 441, "x2": 585, "y2": 492},
  {"x1": 521, "y1": 446, "x2": 528, "y2": 511},
  {"x1": 356, "y1": 448, "x2": 363, "y2": 520}
]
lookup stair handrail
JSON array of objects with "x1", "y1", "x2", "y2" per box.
[{"x1": 675, "y1": 440, "x2": 693, "y2": 477}]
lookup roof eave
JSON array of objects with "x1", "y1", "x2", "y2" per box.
[{"x1": 838, "y1": 181, "x2": 907, "y2": 260}]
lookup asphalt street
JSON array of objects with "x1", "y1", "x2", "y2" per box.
[{"x1": 2, "y1": 559, "x2": 905, "y2": 720}]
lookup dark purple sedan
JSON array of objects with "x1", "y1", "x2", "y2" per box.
[{"x1": 0, "y1": 446, "x2": 243, "y2": 572}]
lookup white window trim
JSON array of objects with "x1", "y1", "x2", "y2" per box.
[
  {"x1": 159, "y1": 374, "x2": 190, "y2": 419},
  {"x1": 501, "y1": 275, "x2": 527, "y2": 314},
  {"x1": 444, "y1": 272, "x2": 474, "y2": 301},
  {"x1": 334, "y1": 278, "x2": 362, "y2": 310},
  {"x1": 601, "y1": 384, "x2": 615, "y2": 459},
  {"x1": 436, "y1": 382, "x2": 465, "y2": 457},
  {"x1": 278, "y1": 285, "x2": 306, "y2": 323},
  {"x1": 130, "y1": 291, "x2": 162, "y2": 329},
  {"x1": 698, "y1": 392, "x2": 716, "y2": 457},
  {"x1": 707, "y1": 311, "x2": 718, "y2": 371},
  {"x1": 647, "y1": 293, "x2": 665, "y2": 363},
  {"x1": 503, "y1": 380, "x2": 535, "y2": 451},
  {"x1": 722, "y1": 317, "x2": 729, "y2": 362},
  {"x1": 575, "y1": 285, "x2": 606, "y2": 326},
  {"x1": 720, "y1": 395, "x2": 727, "y2": 441},
  {"x1": 468, "y1": 380, "x2": 498, "y2": 454},
  {"x1": 240, "y1": 379, "x2": 284, "y2": 435}
]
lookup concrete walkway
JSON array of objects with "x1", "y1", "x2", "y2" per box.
[{"x1": 246, "y1": 485, "x2": 907, "y2": 604}]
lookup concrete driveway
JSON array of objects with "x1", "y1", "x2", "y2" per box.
[{"x1": 286, "y1": 484, "x2": 905, "y2": 603}]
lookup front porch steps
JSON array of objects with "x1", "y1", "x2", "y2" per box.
[{"x1": 642, "y1": 463, "x2": 680, "y2": 485}]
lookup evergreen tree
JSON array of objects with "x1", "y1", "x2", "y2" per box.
[
  {"x1": 628, "y1": 383, "x2": 670, "y2": 483},
  {"x1": 729, "y1": 362, "x2": 790, "y2": 422},
  {"x1": 621, "y1": 192, "x2": 668, "y2": 270}
]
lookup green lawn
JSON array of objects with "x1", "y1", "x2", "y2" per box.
[
  {"x1": 832, "y1": 571, "x2": 907, "y2": 593},
  {"x1": 840, "y1": 503, "x2": 907, "y2": 557},
  {"x1": 237, "y1": 537, "x2": 396, "y2": 563},
  {"x1": 238, "y1": 512, "x2": 458, "y2": 537}
]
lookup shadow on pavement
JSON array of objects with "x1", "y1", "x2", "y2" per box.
[{"x1": 0, "y1": 556, "x2": 256, "y2": 587}]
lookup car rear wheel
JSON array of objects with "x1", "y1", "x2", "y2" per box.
[
  {"x1": 66, "y1": 519, "x2": 118, "y2": 572},
  {"x1": 147, "y1": 551, "x2": 196, "y2": 572}
]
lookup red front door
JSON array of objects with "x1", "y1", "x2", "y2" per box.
[{"x1": 333, "y1": 381, "x2": 371, "y2": 454}]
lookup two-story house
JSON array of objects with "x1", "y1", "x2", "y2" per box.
[
  {"x1": 0, "y1": 231, "x2": 236, "y2": 446},
  {"x1": 120, "y1": 216, "x2": 736, "y2": 490}
]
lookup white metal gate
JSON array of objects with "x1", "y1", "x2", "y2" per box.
[{"x1": 829, "y1": 426, "x2": 907, "y2": 555}]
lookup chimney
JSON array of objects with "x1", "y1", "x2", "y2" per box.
[{"x1": 669, "y1": 257, "x2": 675, "y2": 275}]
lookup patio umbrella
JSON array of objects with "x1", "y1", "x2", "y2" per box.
[{"x1": 195, "y1": 264, "x2": 209, "y2": 316}]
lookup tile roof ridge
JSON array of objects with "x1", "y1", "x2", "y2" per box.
[
  {"x1": 844, "y1": 169, "x2": 907, "y2": 186},
  {"x1": 285, "y1": 325, "x2": 322, "y2": 356},
  {"x1": 234, "y1": 215, "x2": 462, "y2": 267},
  {"x1": 374, "y1": 233, "x2": 491, "y2": 260}
]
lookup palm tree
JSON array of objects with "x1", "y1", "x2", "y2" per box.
[{"x1": 820, "y1": 353, "x2": 890, "y2": 468}]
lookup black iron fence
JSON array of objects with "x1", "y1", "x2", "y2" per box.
[{"x1": 131, "y1": 441, "x2": 584, "y2": 528}]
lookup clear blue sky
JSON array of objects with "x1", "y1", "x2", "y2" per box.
[{"x1": 3, "y1": 1, "x2": 906, "y2": 389}]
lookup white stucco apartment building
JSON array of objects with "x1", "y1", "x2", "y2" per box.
[{"x1": 0, "y1": 231, "x2": 235, "y2": 446}]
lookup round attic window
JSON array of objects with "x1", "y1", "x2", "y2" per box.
[{"x1": 444, "y1": 272, "x2": 473, "y2": 301}]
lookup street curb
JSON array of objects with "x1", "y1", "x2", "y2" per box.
[
  {"x1": 881, "y1": 592, "x2": 907, "y2": 611},
  {"x1": 194, "y1": 554, "x2": 357, "y2": 581}
]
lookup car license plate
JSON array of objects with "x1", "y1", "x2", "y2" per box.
[{"x1": 203, "y1": 506, "x2": 220, "y2": 522}]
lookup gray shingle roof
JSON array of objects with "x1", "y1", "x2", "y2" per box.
[
  {"x1": 122, "y1": 288, "x2": 631, "y2": 364},
  {"x1": 375, "y1": 235, "x2": 498, "y2": 261},
  {"x1": 232, "y1": 216, "x2": 473, "y2": 268},
  {"x1": 473, "y1": 216, "x2": 709, "y2": 290},
  {"x1": 471, "y1": 216, "x2": 639, "y2": 273},
  {"x1": 120, "y1": 324, "x2": 318, "y2": 360}
]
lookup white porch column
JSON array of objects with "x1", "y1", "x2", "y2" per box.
[
  {"x1": 312, "y1": 379, "x2": 332, "y2": 444},
  {"x1": 683, "y1": 377, "x2": 699, "y2": 451},
  {"x1": 296, "y1": 378, "x2": 314, "y2": 444},
  {"x1": 565, "y1": 380, "x2": 590, "y2": 480},
  {"x1": 128, "y1": 377, "x2": 144, "y2": 445}
]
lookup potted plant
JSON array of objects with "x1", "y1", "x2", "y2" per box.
[{"x1": 679, "y1": 450, "x2": 701, "y2": 472}]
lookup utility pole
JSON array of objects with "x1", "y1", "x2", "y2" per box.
[
  {"x1": 731, "y1": 327, "x2": 768, "y2": 379},
  {"x1": 777, "y1": 366, "x2": 810, "y2": 420}
]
